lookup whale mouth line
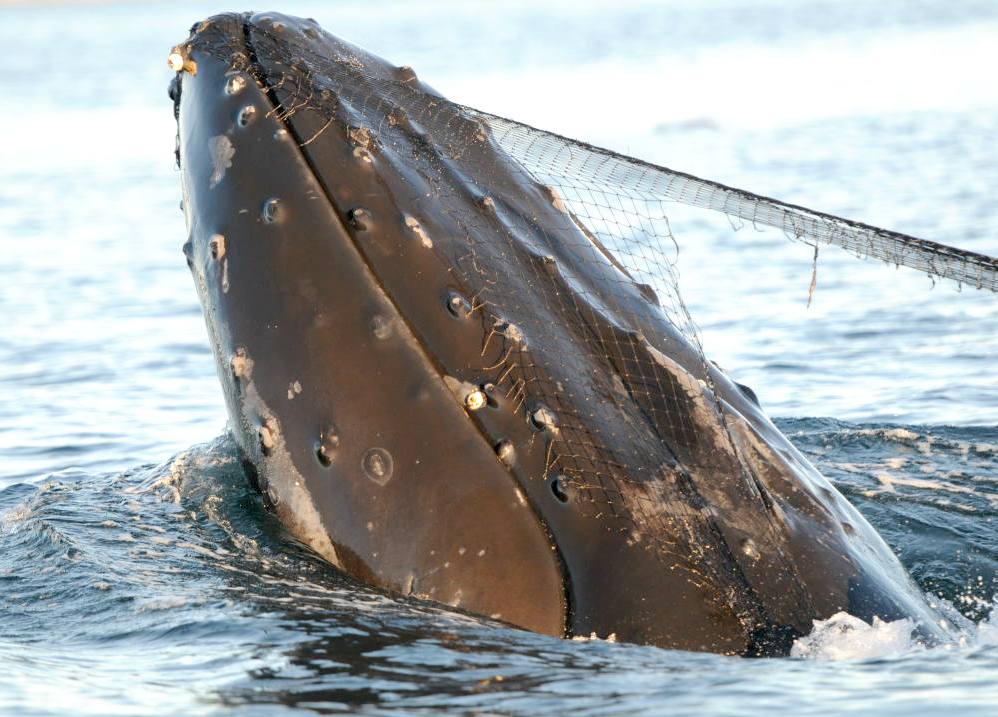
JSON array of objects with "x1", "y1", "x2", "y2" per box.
[{"x1": 231, "y1": 14, "x2": 584, "y2": 636}]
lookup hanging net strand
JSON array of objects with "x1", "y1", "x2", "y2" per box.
[
  {"x1": 471, "y1": 110, "x2": 998, "y2": 294},
  {"x1": 189, "y1": 17, "x2": 998, "y2": 295}
]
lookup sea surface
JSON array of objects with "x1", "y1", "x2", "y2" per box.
[{"x1": 1, "y1": 0, "x2": 996, "y2": 714}]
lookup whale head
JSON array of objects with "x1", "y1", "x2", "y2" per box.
[{"x1": 170, "y1": 12, "x2": 947, "y2": 654}]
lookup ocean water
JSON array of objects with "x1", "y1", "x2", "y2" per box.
[{"x1": 0, "y1": 0, "x2": 996, "y2": 714}]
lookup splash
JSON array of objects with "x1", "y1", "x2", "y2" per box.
[
  {"x1": 790, "y1": 612, "x2": 917, "y2": 660},
  {"x1": 792, "y1": 596, "x2": 998, "y2": 661}
]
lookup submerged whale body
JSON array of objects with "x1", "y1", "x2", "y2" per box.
[{"x1": 170, "y1": 12, "x2": 953, "y2": 654}]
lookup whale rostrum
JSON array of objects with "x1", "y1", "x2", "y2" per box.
[{"x1": 171, "y1": 12, "x2": 991, "y2": 654}]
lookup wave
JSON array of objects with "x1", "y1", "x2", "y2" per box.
[{"x1": 0, "y1": 420, "x2": 996, "y2": 713}]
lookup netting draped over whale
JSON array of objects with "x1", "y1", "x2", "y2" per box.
[{"x1": 478, "y1": 113, "x2": 998, "y2": 294}]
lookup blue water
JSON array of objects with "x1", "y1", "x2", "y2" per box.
[{"x1": 0, "y1": 0, "x2": 996, "y2": 714}]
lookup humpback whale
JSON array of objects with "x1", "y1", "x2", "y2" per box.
[{"x1": 169, "y1": 12, "x2": 997, "y2": 654}]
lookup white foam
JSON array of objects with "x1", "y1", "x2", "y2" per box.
[
  {"x1": 571, "y1": 632, "x2": 618, "y2": 644},
  {"x1": 134, "y1": 596, "x2": 190, "y2": 613},
  {"x1": 791, "y1": 612, "x2": 916, "y2": 661},
  {"x1": 792, "y1": 600, "x2": 998, "y2": 660},
  {"x1": 960, "y1": 599, "x2": 998, "y2": 648}
]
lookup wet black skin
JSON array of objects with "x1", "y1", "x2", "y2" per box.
[{"x1": 172, "y1": 12, "x2": 949, "y2": 654}]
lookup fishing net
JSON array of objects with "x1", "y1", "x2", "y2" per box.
[{"x1": 479, "y1": 113, "x2": 998, "y2": 293}]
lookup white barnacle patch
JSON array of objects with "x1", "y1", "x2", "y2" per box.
[
  {"x1": 348, "y1": 126, "x2": 372, "y2": 149},
  {"x1": 235, "y1": 360, "x2": 341, "y2": 568},
  {"x1": 237, "y1": 105, "x2": 257, "y2": 127},
  {"x1": 221, "y1": 259, "x2": 230, "y2": 293},
  {"x1": 495, "y1": 319, "x2": 526, "y2": 346},
  {"x1": 352, "y1": 147, "x2": 373, "y2": 163},
  {"x1": 530, "y1": 406, "x2": 559, "y2": 435},
  {"x1": 258, "y1": 418, "x2": 278, "y2": 453},
  {"x1": 287, "y1": 380, "x2": 302, "y2": 400},
  {"x1": 209, "y1": 233, "x2": 227, "y2": 259},
  {"x1": 443, "y1": 375, "x2": 486, "y2": 411},
  {"x1": 167, "y1": 45, "x2": 197, "y2": 75},
  {"x1": 224, "y1": 73, "x2": 246, "y2": 96},
  {"x1": 403, "y1": 215, "x2": 433, "y2": 248},
  {"x1": 545, "y1": 185, "x2": 569, "y2": 214},
  {"x1": 465, "y1": 389, "x2": 487, "y2": 411},
  {"x1": 342, "y1": 55, "x2": 365, "y2": 70},
  {"x1": 208, "y1": 135, "x2": 235, "y2": 189},
  {"x1": 230, "y1": 347, "x2": 253, "y2": 380},
  {"x1": 740, "y1": 538, "x2": 761, "y2": 560},
  {"x1": 167, "y1": 52, "x2": 184, "y2": 72}
]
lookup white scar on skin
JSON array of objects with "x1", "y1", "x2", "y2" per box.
[
  {"x1": 208, "y1": 135, "x2": 235, "y2": 188},
  {"x1": 231, "y1": 348, "x2": 341, "y2": 567},
  {"x1": 403, "y1": 215, "x2": 433, "y2": 248}
]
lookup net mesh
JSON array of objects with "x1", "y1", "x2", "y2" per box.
[{"x1": 478, "y1": 113, "x2": 998, "y2": 293}]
